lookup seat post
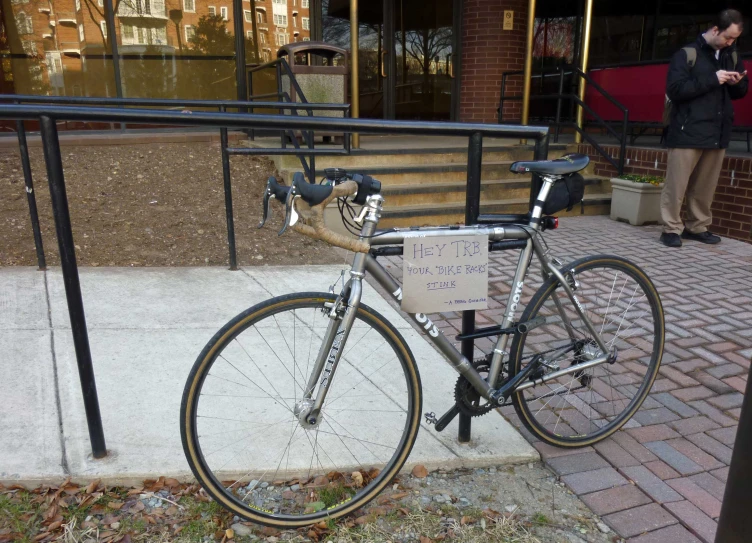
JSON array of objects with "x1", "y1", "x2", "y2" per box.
[{"x1": 529, "y1": 176, "x2": 557, "y2": 230}]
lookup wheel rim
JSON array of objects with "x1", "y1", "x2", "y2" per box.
[
  {"x1": 514, "y1": 261, "x2": 663, "y2": 443},
  {"x1": 185, "y1": 296, "x2": 420, "y2": 523}
]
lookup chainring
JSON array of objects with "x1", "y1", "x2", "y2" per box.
[{"x1": 454, "y1": 355, "x2": 511, "y2": 417}]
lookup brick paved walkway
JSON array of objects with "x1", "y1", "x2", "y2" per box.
[{"x1": 374, "y1": 215, "x2": 752, "y2": 543}]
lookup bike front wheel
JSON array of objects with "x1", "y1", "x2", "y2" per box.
[
  {"x1": 181, "y1": 292, "x2": 422, "y2": 527},
  {"x1": 509, "y1": 256, "x2": 664, "y2": 447}
]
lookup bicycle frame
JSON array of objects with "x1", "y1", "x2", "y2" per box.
[{"x1": 301, "y1": 176, "x2": 613, "y2": 424}]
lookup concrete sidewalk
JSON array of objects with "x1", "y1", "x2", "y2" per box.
[{"x1": 0, "y1": 265, "x2": 537, "y2": 486}]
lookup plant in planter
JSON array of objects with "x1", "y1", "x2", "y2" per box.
[{"x1": 610, "y1": 174, "x2": 665, "y2": 226}]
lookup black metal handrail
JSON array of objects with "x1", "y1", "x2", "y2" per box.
[
  {"x1": 498, "y1": 66, "x2": 629, "y2": 176},
  {"x1": 0, "y1": 100, "x2": 549, "y2": 459}
]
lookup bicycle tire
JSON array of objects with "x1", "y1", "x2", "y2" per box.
[
  {"x1": 509, "y1": 255, "x2": 664, "y2": 447},
  {"x1": 181, "y1": 292, "x2": 422, "y2": 527}
]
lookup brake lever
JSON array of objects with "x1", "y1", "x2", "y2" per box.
[
  {"x1": 258, "y1": 183, "x2": 273, "y2": 229},
  {"x1": 279, "y1": 182, "x2": 300, "y2": 236}
]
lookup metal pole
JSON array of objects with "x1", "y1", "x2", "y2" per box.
[
  {"x1": 103, "y1": 0, "x2": 124, "y2": 130},
  {"x1": 574, "y1": 0, "x2": 594, "y2": 144},
  {"x1": 16, "y1": 120, "x2": 46, "y2": 270},
  {"x1": 520, "y1": 0, "x2": 538, "y2": 144},
  {"x1": 39, "y1": 115, "x2": 107, "y2": 459},
  {"x1": 714, "y1": 363, "x2": 752, "y2": 543},
  {"x1": 233, "y1": 0, "x2": 248, "y2": 103},
  {"x1": 619, "y1": 109, "x2": 628, "y2": 176},
  {"x1": 459, "y1": 131, "x2": 483, "y2": 443},
  {"x1": 350, "y1": 0, "x2": 360, "y2": 148},
  {"x1": 499, "y1": 73, "x2": 507, "y2": 123},
  {"x1": 219, "y1": 106, "x2": 238, "y2": 270},
  {"x1": 554, "y1": 67, "x2": 564, "y2": 143}
]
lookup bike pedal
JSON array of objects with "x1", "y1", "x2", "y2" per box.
[{"x1": 424, "y1": 412, "x2": 438, "y2": 425}]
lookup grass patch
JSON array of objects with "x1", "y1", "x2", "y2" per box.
[{"x1": 319, "y1": 484, "x2": 355, "y2": 508}]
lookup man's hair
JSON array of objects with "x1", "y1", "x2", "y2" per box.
[{"x1": 714, "y1": 9, "x2": 744, "y2": 32}]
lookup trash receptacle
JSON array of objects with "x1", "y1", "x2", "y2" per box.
[{"x1": 277, "y1": 42, "x2": 348, "y2": 118}]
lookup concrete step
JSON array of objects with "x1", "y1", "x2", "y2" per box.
[
  {"x1": 377, "y1": 193, "x2": 612, "y2": 228},
  {"x1": 281, "y1": 161, "x2": 529, "y2": 186},
  {"x1": 244, "y1": 139, "x2": 572, "y2": 170},
  {"x1": 381, "y1": 176, "x2": 608, "y2": 207}
]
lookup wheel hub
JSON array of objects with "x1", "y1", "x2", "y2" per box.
[{"x1": 294, "y1": 399, "x2": 321, "y2": 429}]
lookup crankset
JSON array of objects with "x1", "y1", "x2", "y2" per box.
[{"x1": 454, "y1": 355, "x2": 512, "y2": 417}]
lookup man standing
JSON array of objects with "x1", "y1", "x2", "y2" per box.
[{"x1": 660, "y1": 9, "x2": 748, "y2": 247}]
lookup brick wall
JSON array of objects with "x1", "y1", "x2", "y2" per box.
[
  {"x1": 460, "y1": 0, "x2": 528, "y2": 124},
  {"x1": 579, "y1": 143, "x2": 752, "y2": 243}
]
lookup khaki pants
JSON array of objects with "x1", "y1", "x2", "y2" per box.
[{"x1": 661, "y1": 148, "x2": 725, "y2": 235}]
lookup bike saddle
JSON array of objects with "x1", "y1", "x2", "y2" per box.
[{"x1": 510, "y1": 153, "x2": 590, "y2": 176}]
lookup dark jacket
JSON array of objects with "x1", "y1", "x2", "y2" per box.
[{"x1": 665, "y1": 34, "x2": 748, "y2": 149}]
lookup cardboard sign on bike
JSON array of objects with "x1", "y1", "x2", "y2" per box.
[{"x1": 401, "y1": 233, "x2": 489, "y2": 313}]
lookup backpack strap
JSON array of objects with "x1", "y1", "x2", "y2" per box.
[{"x1": 683, "y1": 47, "x2": 697, "y2": 68}]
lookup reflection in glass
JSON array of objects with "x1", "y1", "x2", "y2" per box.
[{"x1": 0, "y1": 0, "x2": 311, "y2": 107}]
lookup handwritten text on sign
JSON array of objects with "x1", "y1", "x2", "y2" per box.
[{"x1": 401, "y1": 233, "x2": 489, "y2": 313}]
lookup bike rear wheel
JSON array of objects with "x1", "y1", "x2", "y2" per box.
[
  {"x1": 181, "y1": 292, "x2": 422, "y2": 527},
  {"x1": 509, "y1": 256, "x2": 664, "y2": 447}
]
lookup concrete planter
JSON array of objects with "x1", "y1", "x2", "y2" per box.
[{"x1": 609, "y1": 177, "x2": 664, "y2": 226}]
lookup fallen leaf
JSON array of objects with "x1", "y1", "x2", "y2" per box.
[
  {"x1": 419, "y1": 536, "x2": 433, "y2": 543},
  {"x1": 46, "y1": 520, "x2": 62, "y2": 531},
  {"x1": 412, "y1": 465, "x2": 429, "y2": 478},
  {"x1": 461, "y1": 516, "x2": 474, "y2": 525},
  {"x1": 390, "y1": 491, "x2": 409, "y2": 500},
  {"x1": 107, "y1": 501, "x2": 124, "y2": 510},
  {"x1": 225, "y1": 528, "x2": 234, "y2": 539},
  {"x1": 351, "y1": 471, "x2": 364, "y2": 488},
  {"x1": 165, "y1": 506, "x2": 178, "y2": 516},
  {"x1": 86, "y1": 479, "x2": 101, "y2": 494}
]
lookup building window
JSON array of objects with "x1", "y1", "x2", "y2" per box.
[
  {"x1": 16, "y1": 12, "x2": 33, "y2": 35},
  {"x1": 244, "y1": 10, "x2": 253, "y2": 22},
  {"x1": 22, "y1": 41, "x2": 36, "y2": 56},
  {"x1": 185, "y1": 25, "x2": 195, "y2": 41},
  {"x1": 98, "y1": 0, "x2": 103, "y2": 6},
  {"x1": 272, "y1": 0, "x2": 286, "y2": 4},
  {"x1": 183, "y1": 0, "x2": 195, "y2": 13},
  {"x1": 257, "y1": 11, "x2": 266, "y2": 24},
  {"x1": 75, "y1": 0, "x2": 80, "y2": 11},
  {"x1": 302, "y1": 17, "x2": 309, "y2": 30},
  {"x1": 302, "y1": 0, "x2": 308, "y2": 7},
  {"x1": 246, "y1": 30, "x2": 253, "y2": 39},
  {"x1": 220, "y1": 6, "x2": 228, "y2": 20},
  {"x1": 122, "y1": 24, "x2": 134, "y2": 41},
  {"x1": 259, "y1": 31, "x2": 266, "y2": 44},
  {"x1": 78, "y1": 24, "x2": 85, "y2": 42},
  {"x1": 10, "y1": 0, "x2": 30, "y2": 4},
  {"x1": 302, "y1": 36, "x2": 309, "y2": 41},
  {"x1": 274, "y1": 14, "x2": 287, "y2": 26},
  {"x1": 293, "y1": 15, "x2": 296, "y2": 27},
  {"x1": 208, "y1": 6, "x2": 216, "y2": 15},
  {"x1": 275, "y1": 32, "x2": 288, "y2": 45},
  {"x1": 100, "y1": 20, "x2": 107, "y2": 38}
]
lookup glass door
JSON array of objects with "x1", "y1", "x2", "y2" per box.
[
  {"x1": 391, "y1": 0, "x2": 455, "y2": 121},
  {"x1": 321, "y1": 0, "x2": 457, "y2": 120}
]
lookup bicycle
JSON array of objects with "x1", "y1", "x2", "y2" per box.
[{"x1": 180, "y1": 153, "x2": 665, "y2": 528}]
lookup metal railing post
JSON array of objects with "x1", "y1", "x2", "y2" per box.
[
  {"x1": 715, "y1": 363, "x2": 752, "y2": 543},
  {"x1": 16, "y1": 119, "x2": 46, "y2": 270},
  {"x1": 619, "y1": 109, "x2": 629, "y2": 176},
  {"x1": 218, "y1": 106, "x2": 238, "y2": 270},
  {"x1": 39, "y1": 115, "x2": 107, "y2": 459},
  {"x1": 460, "y1": 131, "x2": 483, "y2": 443},
  {"x1": 554, "y1": 67, "x2": 564, "y2": 143},
  {"x1": 498, "y1": 73, "x2": 507, "y2": 123}
]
